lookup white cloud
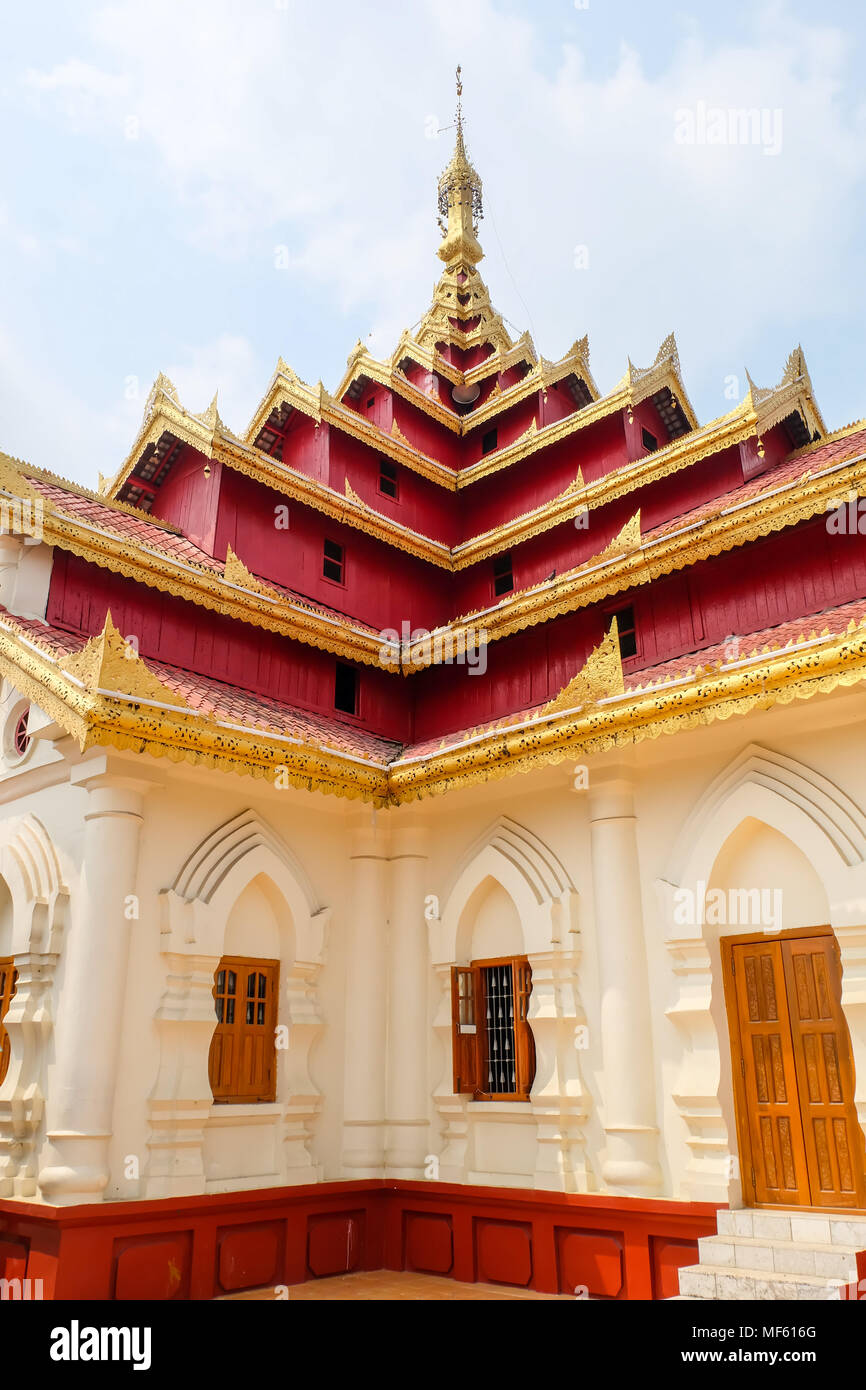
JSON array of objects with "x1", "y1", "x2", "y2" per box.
[
  {"x1": 161, "y1": 333, "x2": 265, "y2": 438},
  {"x1": 8, "y1": 0, "x2": 866, "y2": 486}
]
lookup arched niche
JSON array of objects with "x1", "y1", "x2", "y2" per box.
[
  {"x1": 659, "y1": 743, "x2": 866, "y2": 1203},
  {"x1": 458, "y1": 875, "x2": 524, "y2": 962},
  {"x1": 146, "y1": 810, "x2": 329, "y2": 1198},
  {"x1": 0, "y1": 815, "x2": 69, "y2": 1197},
  {"x1": 224, "y1": 873, "x2": 286, "y2": 961},
  {"x1": 429, "y1": 816, "x2": 590, "y2": 1193},
  {"x1": 0, "y1": 878, "x2": 13, "y2": 960}
]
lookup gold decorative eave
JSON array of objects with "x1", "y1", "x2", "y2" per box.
[
  {"x1": 407, "y1": 440, "x2": 866, "y2": 661},
  {"x1": 3, "y1": 606, "x2": 865, "y2": 807},
  {"x1": 0, "y1": 614, "x2": 391, "y2": 805},
  {"x1": 102, "y1": 375, "x2": 245, "y2": 500},
  {"x1": 613, "y1": 333, "x2": 700, "y2": 433},
  {"x1": 211, "y1": 434, "x2": 453, "y2": 567},
  {"x1": 462, "y1": 333, "x2": 538, "y2": 387},
  {"x1": 0, "y1": 455, "x2": 393, "y2": 668},
  {"x1": 334, "y1": 335, "x2": 599, "y2": 443},
  {"x1": 100, "y1": 347, "x2": 828, "y2": 574},
  {"x1": 461, "y1": 336, "x2": 600, "y2": 435},
  {"x1": 21, "y1": 432, "x2": 864, "y2": 680},
  {"x1": 335, "y1": 349, "x2": 462, "y2": 433},
  {"x1": 389, "y1": 614, "x2": 866, "y2": 803}
]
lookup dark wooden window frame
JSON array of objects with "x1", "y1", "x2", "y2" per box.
[
  {"x1": 481, "y1": 427, "x2": 498, "y2": 456},
  {"x1": 641, "y1": 426, "x2": 659, "y2": 453},
  {"x1": 377, "y1": 458, "x2": 399, "y2": 501},
  {"x1": 334, "y1": 661, "x2": 359, "y2": 716},
  {"x1": 209, "y1": 955, "x2": 280, "y2": 1103},
  {"x1": 322, "y1": 538, "x2": 345, "y2": 585},
  {"x1": 0, "y1": 957, "x2": 18, "y2": 1087},
  {"x1": 607, "y1": 601, "x2": 638, "y2": 661},
  {"x1": 492, "y1": 552, "x2": 514, "y2": 597}
]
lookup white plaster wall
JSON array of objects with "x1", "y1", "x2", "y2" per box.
[{"x1": 1, "y1": 677, "x2": 865, "y2": 1208}]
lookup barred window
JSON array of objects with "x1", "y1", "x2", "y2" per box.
[{"x1": 451, "y1": 956, "x2": 535, "y2": 1100}]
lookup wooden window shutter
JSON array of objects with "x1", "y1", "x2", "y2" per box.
[
  {"x1": 513, "y1": 958, "x2": 536, "y2": 1097},
  {"x1": 0, "y1": 959, "x2": 17, "y2": 1087},
  {"x1": 209, "y1": 957, "x2": 279, "y2": 1103},
  {"x1": 451, "y1": 965, "x2": 481, "y2": 1095}
]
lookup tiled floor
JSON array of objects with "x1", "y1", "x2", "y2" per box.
[{"x1": 220, "y1": 1270, "x2": 568, "y2": 1300}]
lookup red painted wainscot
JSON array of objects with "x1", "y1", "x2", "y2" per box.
[{"x1": 0, "y1": 1182, "x2": 720, "y2": 1301}]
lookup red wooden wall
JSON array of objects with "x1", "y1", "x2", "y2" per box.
[
  {"x1": 46, "y1": 551, "x2": 412, "y2": 742},
  {"x1": 0, "y1": 1180, "x2": 719, "y2": 1301}
]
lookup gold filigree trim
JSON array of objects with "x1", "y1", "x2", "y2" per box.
[
  {"x1": 542, "y1": 620, "x2": 625, "y2": 714},
  {"x1": 594, "y1": 511, "x2": 642, "y2": 562},
  {"x1": 223, "y1": 545, "x2": 279, "y2": 598},
  {"x1": 2, "y1": 608, "x2": 865, "y2": 807},
  {"x1": 61, "y1": 612, "x2": 192, "y2": 709}
]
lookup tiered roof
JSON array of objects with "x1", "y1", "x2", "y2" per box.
[{"x1": 0, "y1": 80, "x2": 863, "y2": 803}]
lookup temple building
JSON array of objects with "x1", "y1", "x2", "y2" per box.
[{"x1": 2, "y1": 78, "x2": 866, "y2": 1302}]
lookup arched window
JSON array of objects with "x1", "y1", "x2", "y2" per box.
[
  {"x1": 208, "y1": 956, "x2": 279, "y2": 1103},
  {"x1": 0, "y1": 958, "x2": 17, "y2": 1085}
]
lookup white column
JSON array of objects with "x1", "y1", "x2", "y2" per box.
[
  {"x1": 39, "y1": 755, "x2": 157, "y2": 1203},
  {"x1": 0, "y1": 534, "x2": 22, "y2": 610},
  {"x1": 589, "y1": 768, "x2": 662, "y2": 1192},
  {"x1": 385, "y1": 824, "x2": 429, "y2": 1177},
  {"x1": 341, "y1": 818, "x2": 388, "y2": 1177}
]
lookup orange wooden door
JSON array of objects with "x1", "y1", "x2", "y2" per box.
[
  {"x1": 727, "y1": 932, "x2": 866, "y2": 1209},
  {"x1": 782, "y1": 935, "x2": 866, "y2": 1209},
  {"x1": 729, "y1": 938, "x2": 811, "y2": 1206}
]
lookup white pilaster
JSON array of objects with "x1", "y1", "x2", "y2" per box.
[
  {"x1": 589, "y1": 768, "x2": 662, "y2": 1192},
  {"x1": 38, "y1": 755, "x2": 158, "y2": 1203},
  {"x1": 385, "y1": 823, "x2": 429, "y2": 1177},
  {"x1": 341, "y1": 817, "x2": 388, "y2": 1177}
]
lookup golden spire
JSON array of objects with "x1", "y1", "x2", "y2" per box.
[{"x1": 437, "y1": 65, "x2": 484, "y2": 267}]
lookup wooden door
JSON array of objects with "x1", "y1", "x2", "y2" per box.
[
  {"x1": 783, "y1": 935, "x2": 866, "y2": 1208},
  {"x1": 725, "y1": 930, "x2": 866, "y2": 1209}
]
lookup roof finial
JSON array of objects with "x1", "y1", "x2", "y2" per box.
[{"x1": 437, "y1": 66, "x2": 484, "y2": 266}]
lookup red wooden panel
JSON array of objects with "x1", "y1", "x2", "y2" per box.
[
  {"x1": 0, "y1": 1237, "x2": 28, "y2": 1282},
  {"x1": 113, "y1": 1233, "x2": 191, "y2": 1300},
  {"x1": 217, "y1": 1223, "x2": 282, "y2": 1293},
  {"x1": 555, "y1": 1227, "x2": 624, "y2": 1298},
  {"x1": 403, "y1": 1212, "x2": 454, "y2": 1275},
  {"x1": 649, "y1": 1235, "x2": 700, "y2": 1301},
  {"x1": 306, "y1": 1212, "x2": 364, "y2": 1278},
  {"x1": 474, "y1": 1218, "x2": 533, "y2": 1287}
]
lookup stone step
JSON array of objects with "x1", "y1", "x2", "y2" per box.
[
  {"x1": 698, "y1": 1233, "x2": 861, "y2": 1281},
  {"x1": 679, "y1": 1263, "x2": 851, "y2": 1301},
  {"x1": 716, "y1": 1208, "x2": 866, "y2": 1245}
]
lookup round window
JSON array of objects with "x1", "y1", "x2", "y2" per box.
[
  {"x1": 13, "y1": 708, "x2": 30, "y2": 758},
  {"x1": 4, "y1": 701, "x2": 32, "y2": 765}
]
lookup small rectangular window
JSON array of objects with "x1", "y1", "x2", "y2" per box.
[
  {"x1": 366, "y1": 396, "x2": 375, "y2": 408},
  {"x1": 641, "y1": 427, "x2": 658, "y2": 452},
  {"x1": 209, "y1": 956, "x2": 279, "y2": 1103},
  {"x1": 611, "y1": 604, "x2": 637, "y2": 659},
  {"x1": 482, "y1": 428, "x2": 498, "y2": 455},
  {"x1": 378, "y1": 458, "x2": 398, "y2": 500},
  {"x1": 335, "y1": 661, "x2": 358, "y2": 715},
  {"x1": 493, "y1": 552, "x2": 513, "y2": 597},
  {"x1": 323, "y1": 538, "x2": 344, "y2": 583}
]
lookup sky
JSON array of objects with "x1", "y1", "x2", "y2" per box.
[{"x1": 1, "y1": 0, "x2": 865, "y2": 491}]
